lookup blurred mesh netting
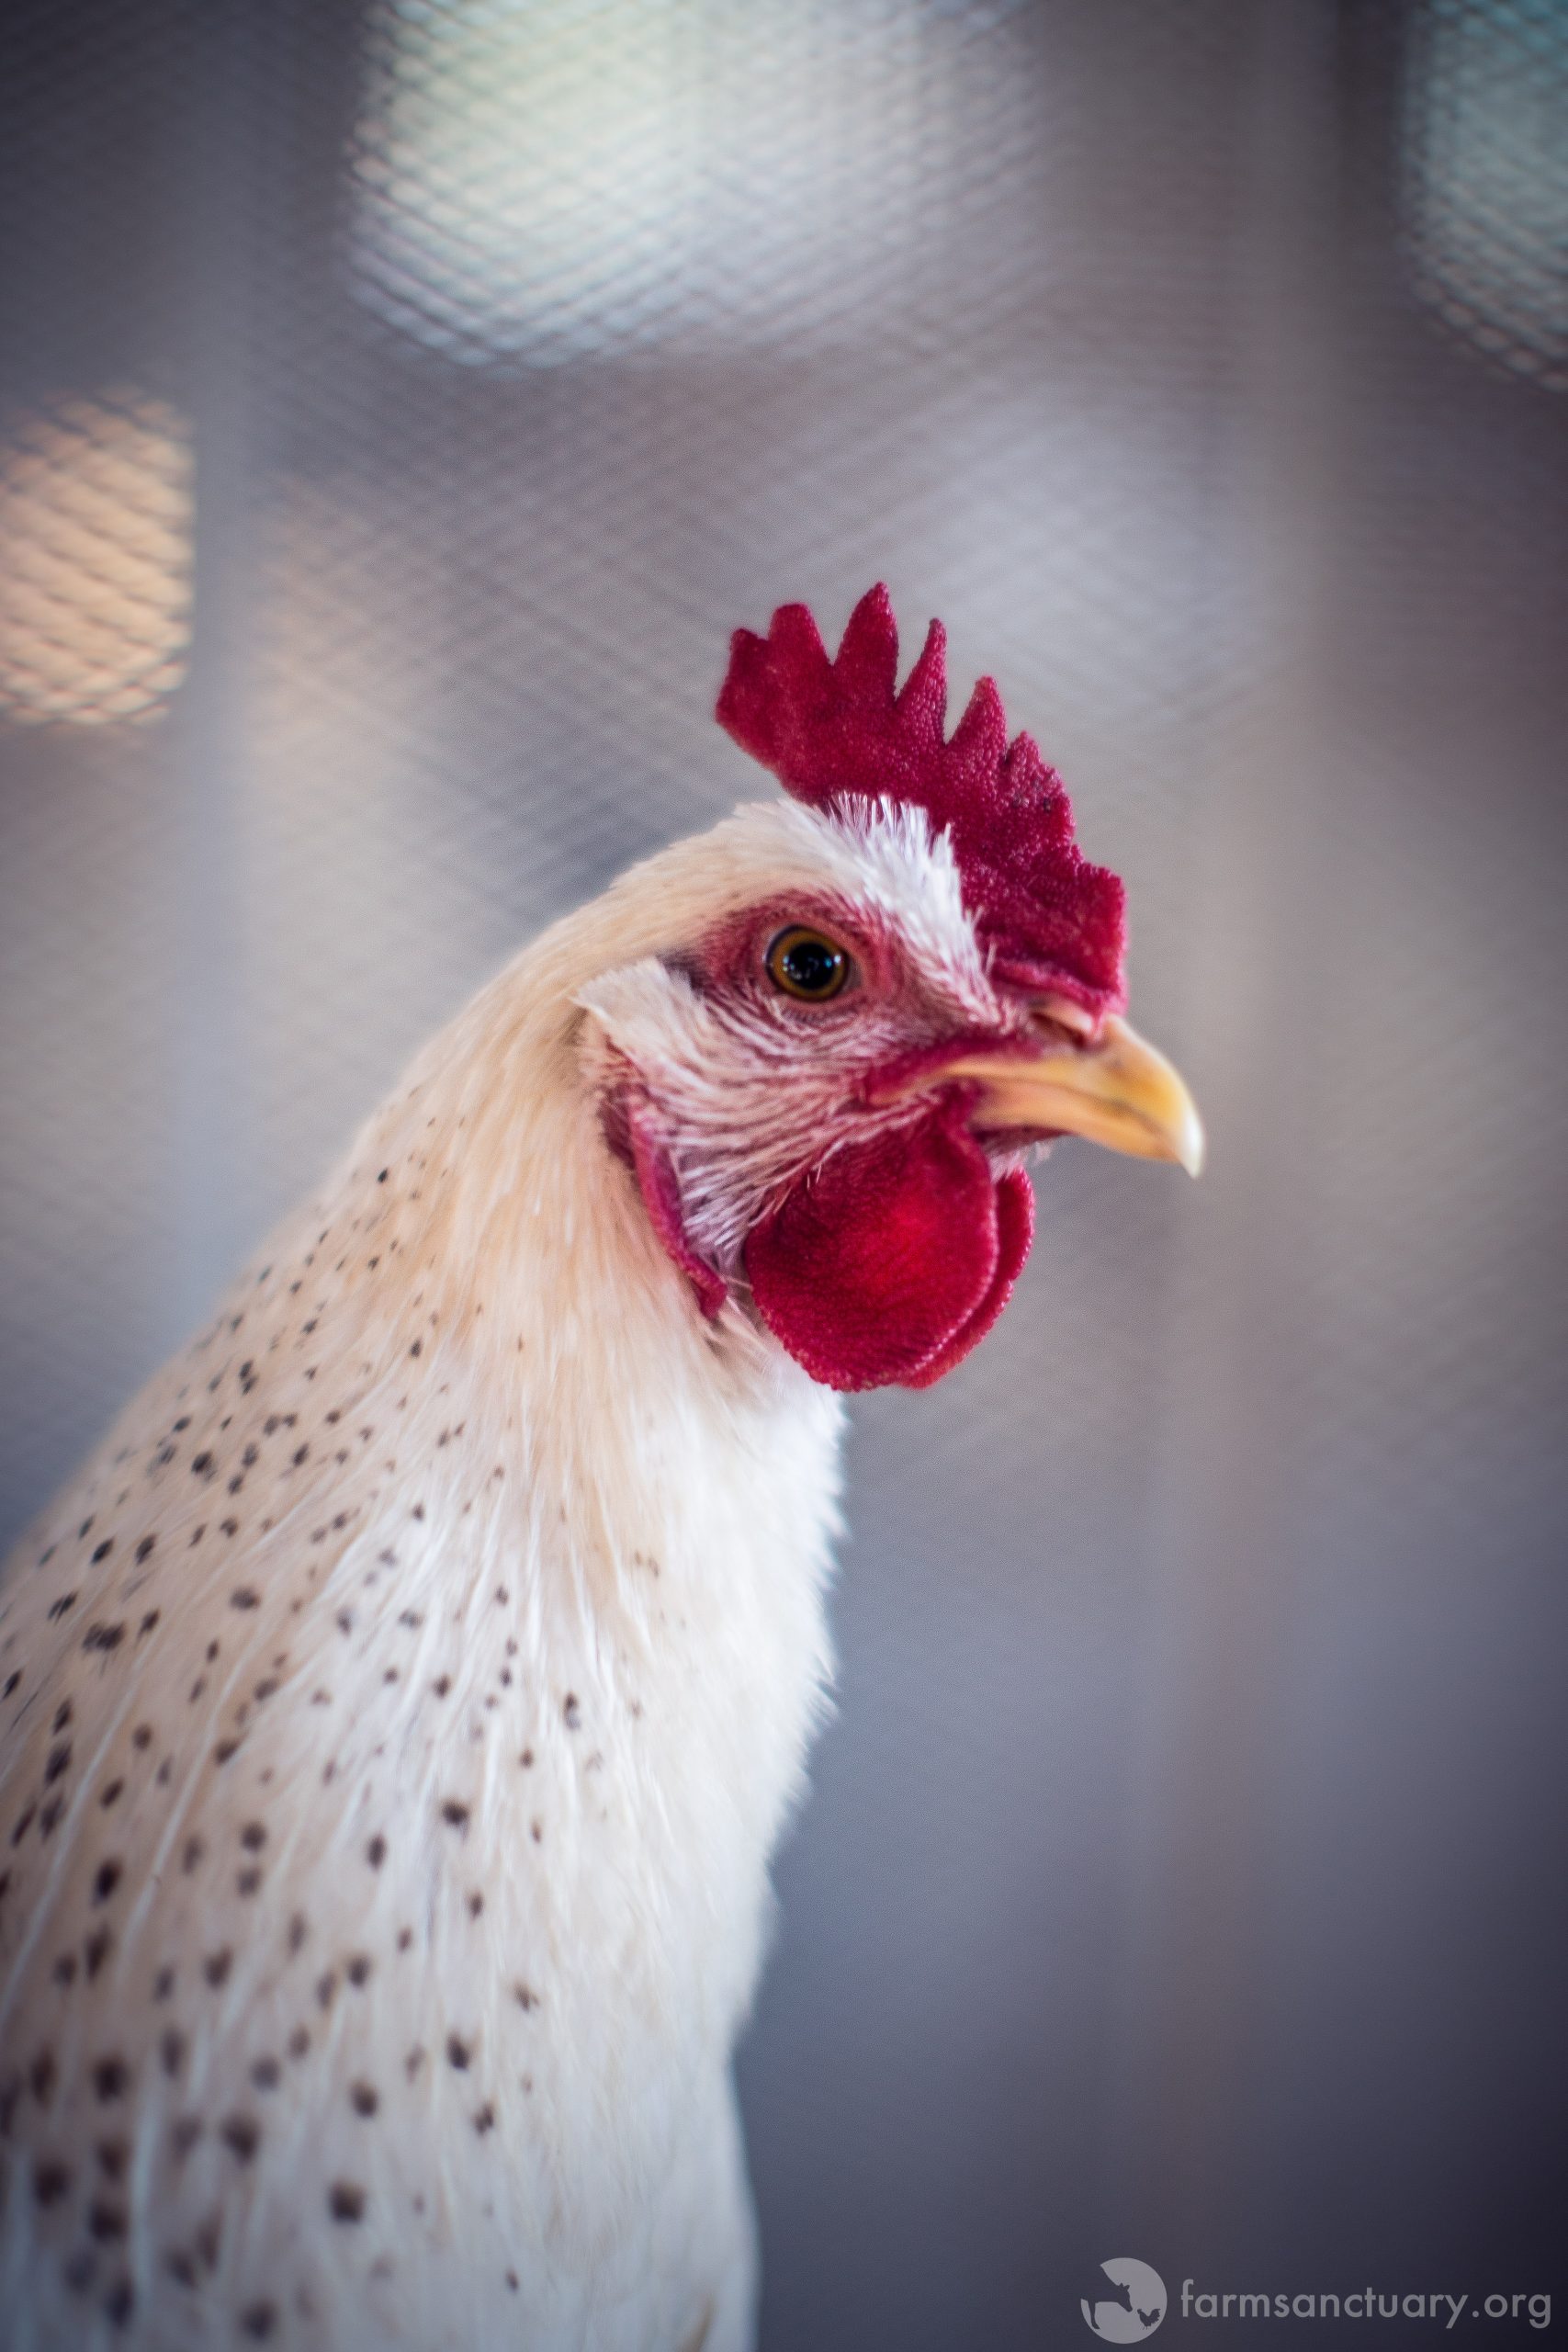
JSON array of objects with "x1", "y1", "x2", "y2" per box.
[
  {"x1": 1401, "y1": 0, "x2": 1568, "y2": 390},
  {"x1": 2, "y1": 4, "x2": 1565, "y2": 2345}
]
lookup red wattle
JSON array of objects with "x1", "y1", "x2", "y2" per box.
[
  {"x1": 901, "y1": 1165, "x2": 1033, "y2": 1389},
  {"x1": 743, "y1": 1098, "x2": 1032, "y2": 1392}
]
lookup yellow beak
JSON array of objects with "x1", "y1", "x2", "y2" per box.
[{"x1": 924, "y1": 1012, "x2": 1204, "y2": 1177}]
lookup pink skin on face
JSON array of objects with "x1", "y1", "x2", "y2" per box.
[{"x1": 616, "y1": 893, "x2": 1066, "y2": 1392}]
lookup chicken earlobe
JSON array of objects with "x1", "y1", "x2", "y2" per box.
[
  {"x1": 624, "y1": 1093, "x2": 729, "y2": 1320},
  {"x1": 742, "y1": 1092, "x2": 1032, "y2": 1392}
]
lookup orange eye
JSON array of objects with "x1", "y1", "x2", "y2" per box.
[{"x1": 765, "y1": 926, "x2": 852, "y2": 1002}]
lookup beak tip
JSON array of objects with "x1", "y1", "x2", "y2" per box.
[{"x1": 915, "y1": 1014, "x2": 1205, "y2": 1180}]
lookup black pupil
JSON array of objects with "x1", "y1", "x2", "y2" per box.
[{"x1": 782, "y1": 936, "x2": 842, "y2": 994}]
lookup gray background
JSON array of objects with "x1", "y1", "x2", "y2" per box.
[{"x1": 2, "y1": 2, "x2": 1564, "y2": 2343}]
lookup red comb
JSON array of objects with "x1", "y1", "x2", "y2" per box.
[{"x1": 716, "y1": 584, "x2": 1126, "y2": 1012}]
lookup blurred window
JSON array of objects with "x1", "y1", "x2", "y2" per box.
[
  {"x1": 346, "y1": 0, "x2": 967, "y2": 363},
  {"x1": 0, "y1": 392, "x2": 193, "y2": 729}
]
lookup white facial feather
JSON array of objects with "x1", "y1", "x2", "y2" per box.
[{"x1": 575, "y1": 799, "x2": 1007, "y2": 1267}]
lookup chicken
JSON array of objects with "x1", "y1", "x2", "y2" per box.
[{"x1": 0, "y1": 586, "x2": 1200, "y2": 2351}]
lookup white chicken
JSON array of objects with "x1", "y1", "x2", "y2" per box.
[{"x1": 0, "y1": 587, "x2": 1200, "y2": 2350}]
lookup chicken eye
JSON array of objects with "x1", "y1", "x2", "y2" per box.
[{"x1": 765, "y1": 926, "x2": 852, "y2": 1002}]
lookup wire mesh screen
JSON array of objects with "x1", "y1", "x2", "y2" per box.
[{"x1": 2, "y1": 3, "x2": 1565, "y2": 2345}]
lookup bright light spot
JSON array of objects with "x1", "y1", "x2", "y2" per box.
[
  {"x1": 347, "y1": 0, "x2": 951, "y2": 363},
  {"x1": 0, "y1": 392, "x2": 194, "y2": 727},
  {"x1": 1402, "y1": 0, "x2": 1568, "y2": 390}
]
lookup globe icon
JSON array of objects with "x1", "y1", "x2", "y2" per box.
[{"x1": 1081, "y1": 2256, "x2": 1168, "y2": 2341}]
